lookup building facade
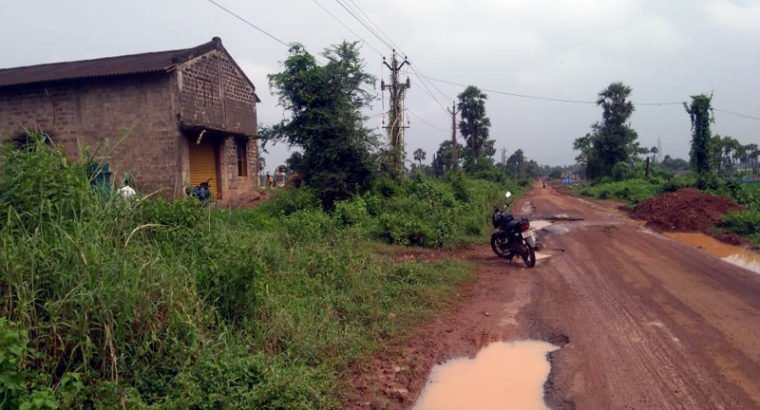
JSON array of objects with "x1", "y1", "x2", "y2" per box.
[{"x1": 0, "y1": 37, "x2": 260, "y2": 201}]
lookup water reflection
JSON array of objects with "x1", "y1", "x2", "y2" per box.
[
  {"x1": 414, "y1": 341, "x2": 559, "y2": 410},
  {"x1": 665, "y1": 232, "x2": 760, "y2": 275}
]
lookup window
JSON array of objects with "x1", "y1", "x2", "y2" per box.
[{"x1": 236, "y1": 139, "x2": 248, "y2": 177}]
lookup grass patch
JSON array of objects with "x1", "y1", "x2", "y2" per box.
[{"x1": 0, "y1": 136, "x2": 494, "y2": 408}]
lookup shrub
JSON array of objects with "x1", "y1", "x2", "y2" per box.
[
  {"x1": 333, "y1": 198, "x2": 369, "y2": 227},
  {"x1": 722, "y1": 209, "x2": 760, "y2": 244}
]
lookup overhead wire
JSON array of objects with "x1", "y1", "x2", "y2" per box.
[
  {"x1": 329, "y1": 0, "x2": 451, "y2": 121},
  {"x1": 407, "y1": 109, "x2": 448, "y2": 132},
  {"x1": 310, "y1": 0, "x2": 384, "y2": 57},
  {"x1": 205, "y1": 0, "x2": 290, "y2": 47},
  {"x1": 420, "y1": 74, "x2": 598, "y2": 104},
  {"x1": 344, "y1": 0, "x2": 401, "y2": 52},
  {"x1": 413, "y1": 65, "x2": 452, "y2": 101},
  {"x1": 338, "y1": 1, "x2": 452, "y2": 105},
  {"x1": 208, "y1": 1, "x2": 760, "y2": 128},
  {"x1": 333, "y1": 0, "x2": 395, "y2": 51},
  {"x1": 714, "y1": 108, "x2": 760, "y2": 121}
]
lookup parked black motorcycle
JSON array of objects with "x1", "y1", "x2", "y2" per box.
[
  {"x1": 190, "y1": 179, "x2": 212, "y2": 204},
  {"x1": 490, "y1": 192, "x2": 537, "y2": 267}
]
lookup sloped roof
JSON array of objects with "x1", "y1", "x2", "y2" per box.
[{"x1": 0, "y1": 37, "x2": 225, "y2": 88}]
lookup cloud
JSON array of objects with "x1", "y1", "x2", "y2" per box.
[{"x1": 703, "y1": 0, "x2": 760, "y2": 33}]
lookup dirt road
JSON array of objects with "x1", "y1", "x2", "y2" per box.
[{"x1": 346, "y1": 184, "x2": 760, "y2": 409}]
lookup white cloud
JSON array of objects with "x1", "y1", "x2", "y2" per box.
[{"x1": 703, "y1": 0, "x2": 760, "y2": 33}]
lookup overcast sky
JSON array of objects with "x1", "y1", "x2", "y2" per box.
[{"x1": 2, "y1": 0, "x2": 759, "y2": 170}]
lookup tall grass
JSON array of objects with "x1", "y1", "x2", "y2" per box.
[{"x1": 0, "y1": 136, "x2": 496, "y2": 408}]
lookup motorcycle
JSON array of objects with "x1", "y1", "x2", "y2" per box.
[
  {"x1": 490, "y1": 191, "x2": 537, "y2": 267},
  {"x1": 190, "y1": 179, "x2": 212, "y2": 204}
]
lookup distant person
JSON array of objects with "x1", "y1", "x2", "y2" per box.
[
  {"x1": 266, "y1": 173, "x2": 273, "y2": 188},
  {"x1": 117, "y1": 178, "x2": 136, "y2": 201},
  {"x1": 274, "y1": 166, "x2": 286, "y2": 188}
]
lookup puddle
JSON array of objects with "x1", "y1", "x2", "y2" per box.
[
  {"x1": 665, "y1": 232, "x2": 760, "y2": 275},
  {"x1": 531, "y1": 220, "x2": 554, "y2": 230},
  {"x1": 535, "y1": 252, "x2": 552, "y2": 261},
  {"x1": 414, "y1": 341, "x2": 559, "y2": 410}
]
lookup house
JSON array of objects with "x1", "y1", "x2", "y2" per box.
[{"x1": 0, "y1": 37, "x2": 260, "y2": 201}]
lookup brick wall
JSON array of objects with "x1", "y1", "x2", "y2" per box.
[
  {"x1": 0, "y1": 74, "x2": 183, "y2": 196},
  {"x1": 176, "y1": 49, "x2": 258, "y2": 136},
  {"x1": 220, "y1": 135, "x2": 258, "y2": 200}
]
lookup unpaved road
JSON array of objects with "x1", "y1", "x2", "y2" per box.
[{"x1": 345, "y1": 184, "x2": 760, "y2": 409}]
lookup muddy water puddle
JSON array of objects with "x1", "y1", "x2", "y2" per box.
[
  {"x1": 531, "y1": 220, "x2": 553, "y2": 230},
  {"x1": 414, "y1": 341, "x2": 559, "y2": 410},
  {"x1": 666, "y1": 232, "x2": 760, "y2": 275}
]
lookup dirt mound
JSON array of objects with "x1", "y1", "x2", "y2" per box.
[{"x1": 631, "y1": 188, "x2": 743, "y2": 232}]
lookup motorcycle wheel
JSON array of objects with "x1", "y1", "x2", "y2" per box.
[
  {"x1": 490, "y1": 234, "x2": 512, "y2": 259},
  {"x1": 521, "y1": 241, "x2": 536, "y2": 268}
]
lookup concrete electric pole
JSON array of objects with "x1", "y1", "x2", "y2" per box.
[
  {"x1": 381, "y1": 50, "x2": 410, "y2": 176},
  {"x1": 447, "y1": 101, "x2": 461, "y2": 169}
]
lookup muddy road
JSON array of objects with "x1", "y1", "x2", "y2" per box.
[{"x1": 346, "y1": 184, "x2": 760, "y2": 409}]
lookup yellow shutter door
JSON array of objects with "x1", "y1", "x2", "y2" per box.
[{"x1": 189, "y1": 139, "x2": 219, "y2": 197}]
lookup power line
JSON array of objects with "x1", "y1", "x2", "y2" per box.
[
  {"x1": 409, "y1": 68, "x2": 448, "y2": 112},
  {"x1": 409, "y1": 64, "x2": 451, "y2": 102},
  {"x1": 205, "y1": 0, "x2": 289, "y2": 48},
  {"x1": 419, "y1": 74, "x2": 735, "y2": 110},
  {"x1": 421, "y1": 74, "x2": 598, "y2": 104},
  {"x1": 344, "y1": 0, "x2": 402, "y2": 52},
  {"x1": 328, "y1": 1, "x2": 451, "y2": 114},
  {"x1": 310, "y1": 0, "x2": 384, "y2": 57},
  {"x1": 407, "y1": 108, "x2": 447, "y2": 131},
  {"x1": 714, "y1": 108, "x2": 760, "y2": 121},
  {"x1": 333, "y1": 0, "x2": 394, "y2": 51}
]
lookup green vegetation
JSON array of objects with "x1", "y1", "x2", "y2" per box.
[
  {"x1": 721, "y1": 184, "x2": 760, "y2": 245},
  {"x1": 576, "y1": 175, "x2": 760, "y2": 245},
  {"x1": 264, "y1": 41, "x2": 377, "y2": 209},
  {"x1": 574, "y1": 82, "x2": 645, "y2": 182},
  {"x1": 578, "y1": 178, "x2": 664, "y2": 204},
  {"x1": 573, "y1": 83, "x2": 759, "y2": 245},
  {"x1": 684, "y1": 93, "x2": 713, "y2": 180},
  {"x1": 457, "y1": 85, "x2": 495, "y2": 170},
  {"x1": 0, "y1": 136, "x2": 511, "y2": 408}
]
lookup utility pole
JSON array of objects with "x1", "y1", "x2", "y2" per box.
[
  {"x1": 447, "y1": 100, "x2": 460, "y2": 169},
  {"x1": 382, "y1": 50, "x2": 410, "y2": 176}
]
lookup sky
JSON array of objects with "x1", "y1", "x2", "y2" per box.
[{"x1": 1, "y1": 0, "x2": 759, "y2": 171}]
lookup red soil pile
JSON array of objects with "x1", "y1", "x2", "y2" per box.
[{"x1": 631, "y1": 188, "x2": 744, "y2": 232}]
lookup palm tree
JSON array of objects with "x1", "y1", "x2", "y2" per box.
[{"x1": 413, "y1": 148, "x2": 426, "y2": 167}]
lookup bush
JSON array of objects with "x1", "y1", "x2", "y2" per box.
[
  {"x1": 261, "y1": 187, "x2": 319, "y2": 216},
  {"x1": 722, "y1": 209, "x2": 760, "y2": 244},
  {"x1": 333, "y1": 198, "x2": 369, "y2": 227},
  {"x1": 0, "y1": 135, "x2": 495, "y2": 407},
  {"x1": 579, "y1": 178, "x2": 661, "y2": 204},
  {"x1": 371, "y1": 174, "x2": 500, "y2": 248},
  {"x1": 0, "y1": 135, "x2": 94, "y2": 230}
]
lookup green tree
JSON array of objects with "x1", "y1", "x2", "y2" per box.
[
  {"x1": 572, "y1": 133, "x2": 594, "y2": 178},
  {"x1": 710, "y1": 134, "x2": 741, "y2": 176},
  {"x1": 431, "y1": 140, "x2": 464, "y2": 176},
  {"x1": 586, "y1": 82, "x2": 638, "y2": 180},
  {"x1": 684, "y1": 94, "x2": 713, "y2": 178},
  {"x1": 266, "y1": 42, "x2": 376, "y2": 208},
  {"x1": 746, "y1": 143, "x2": 759, "y2": 174},
  {"x1": 505, "y1": 149, "x2": 525, "y2": 177},
  {"x1": 660, "y1": 155, "x2": 690, "y2": 172},
  {"x1": 413, "y1": 148, "x2": 426, "y2": 167},
  {"x1": 457, "y1": 86, "x2": 494, "y2": 169}
]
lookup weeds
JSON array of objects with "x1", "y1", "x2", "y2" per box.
[{"x1": 0, "y1": 135, "x2": 498, "y2": 407}]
